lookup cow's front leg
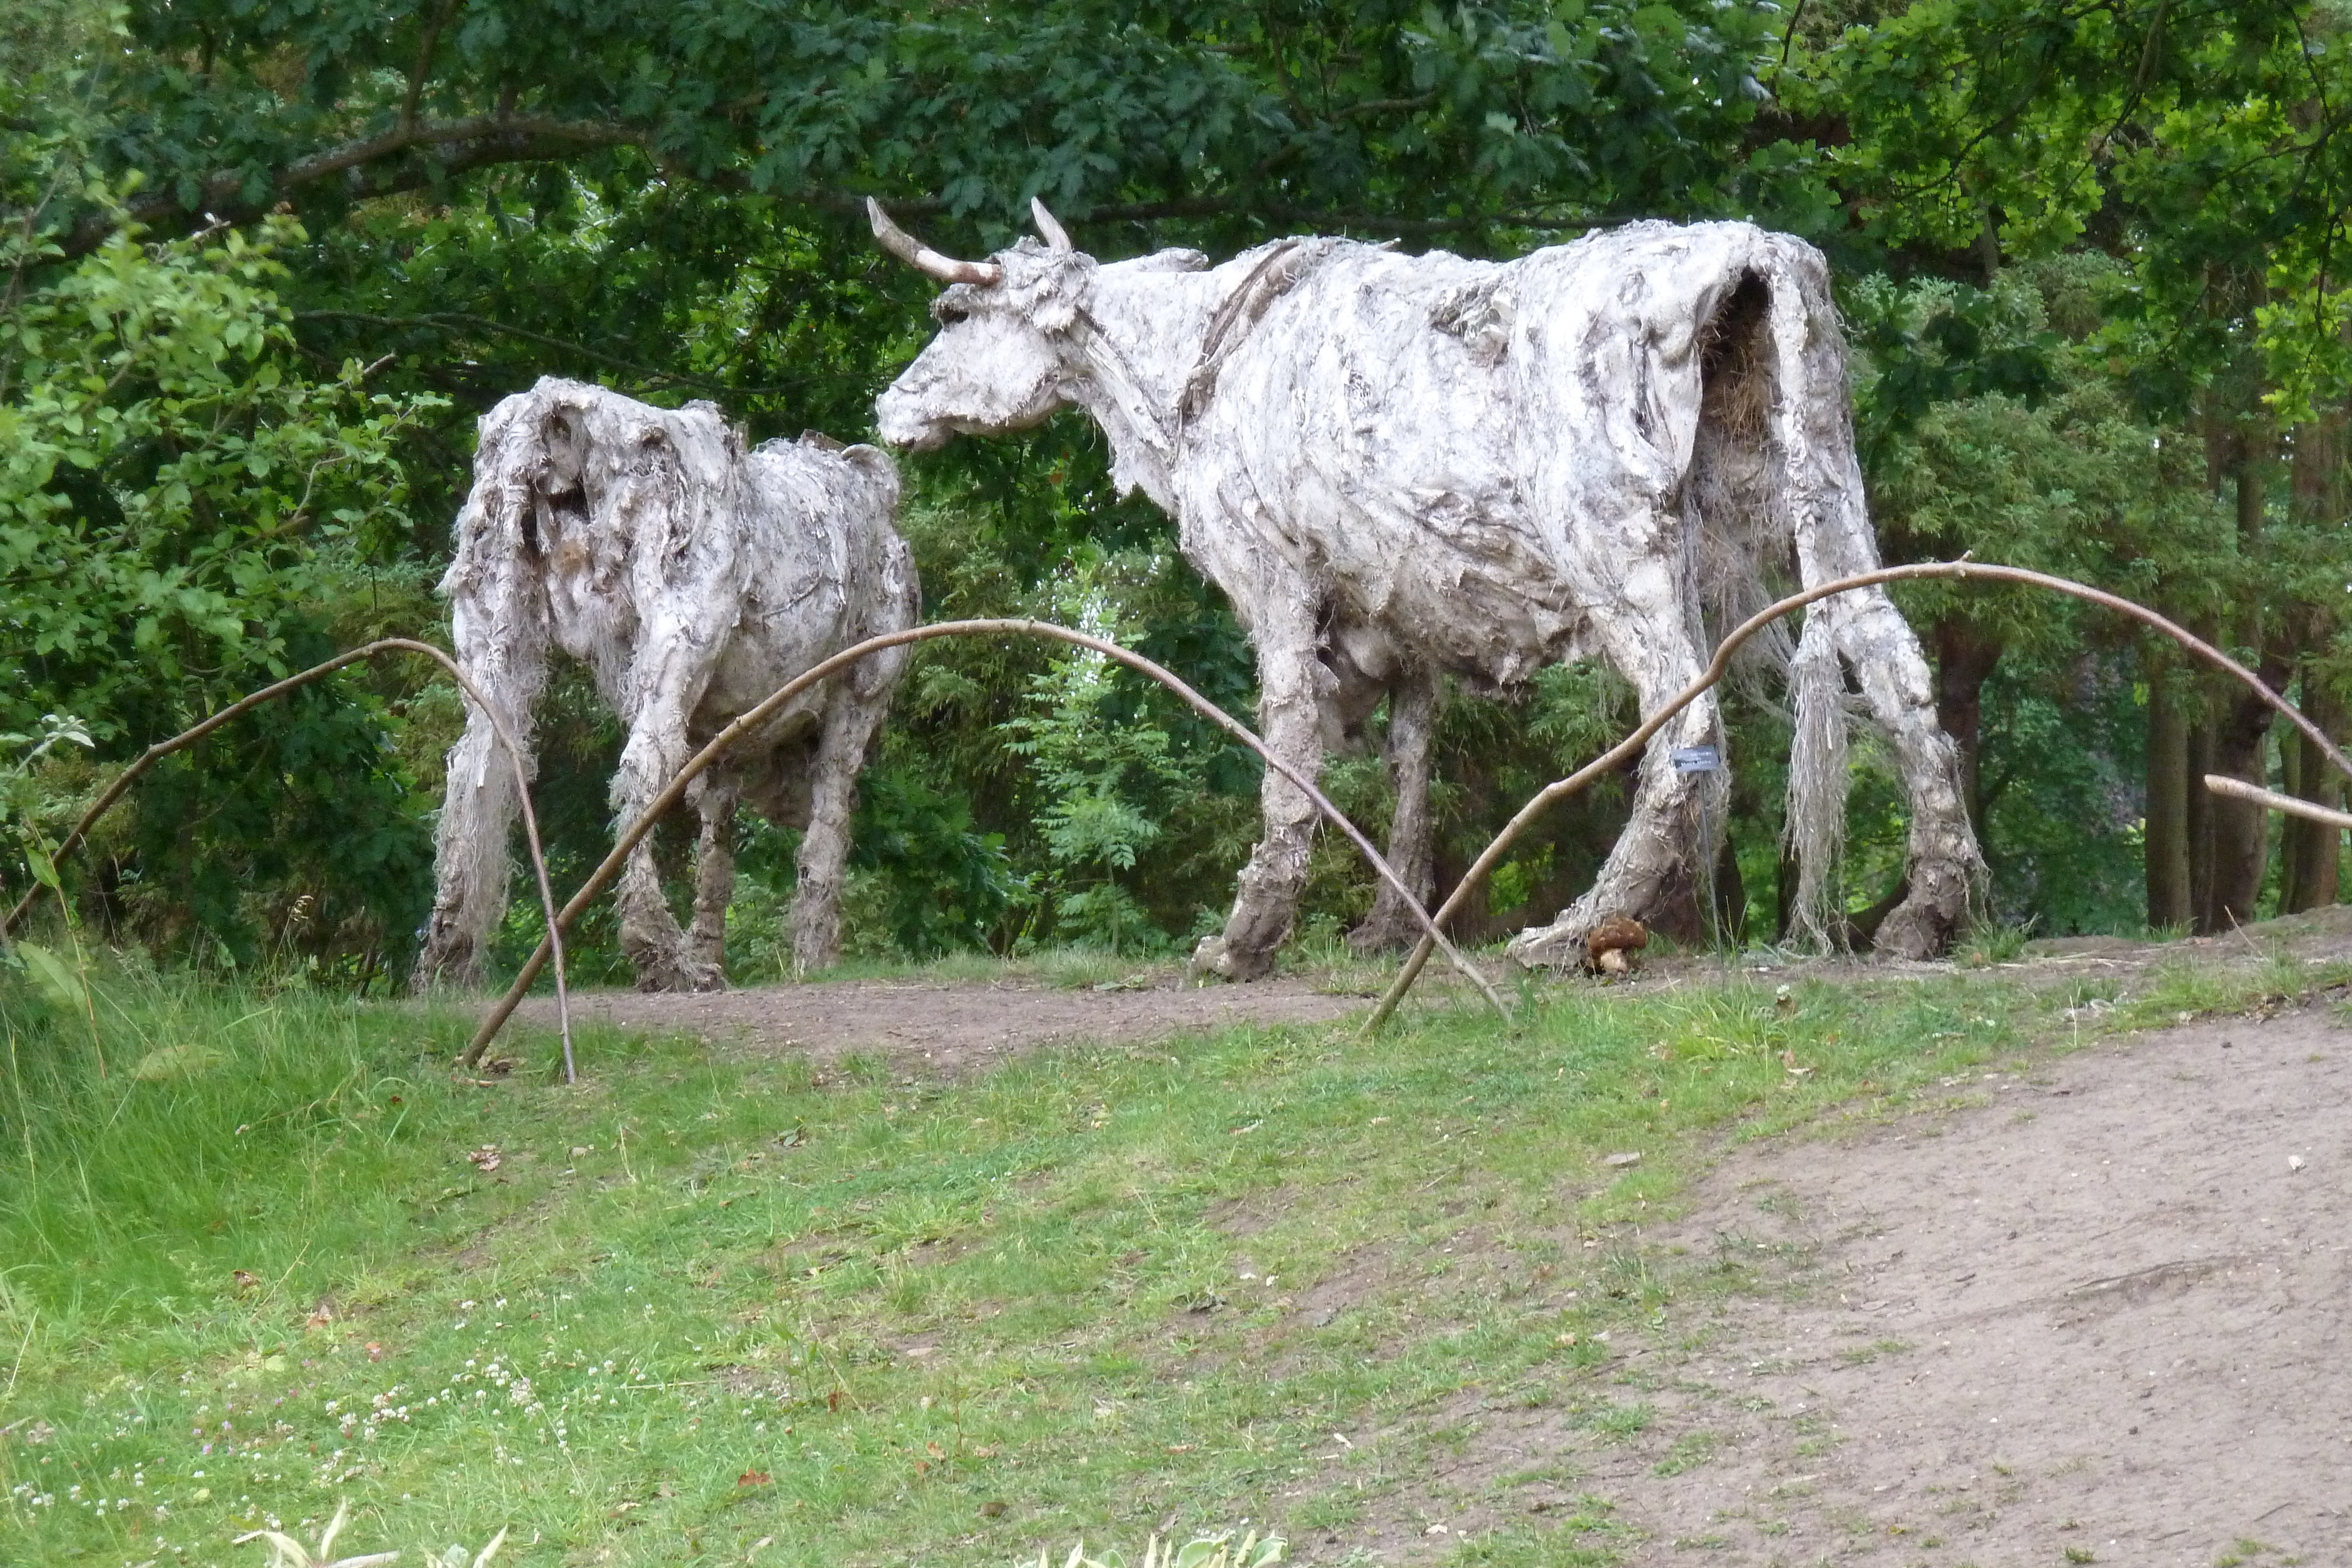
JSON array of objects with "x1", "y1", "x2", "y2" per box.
[
  {"x1": 791, "y1": 692, "x2": 888, "y2": 976},
  {"x1": 1508, "y1": 589, "x2": 1724, "y2": 969},
  {"x1": 1194, "y1": 586, "x2": 1327, "y2": 982},
  {"x1": 1831, "y1": 589, "x2": 1983, "y2": 958},
  {"x1": 684, "y1": 775, "x2": 737, "y2": 985},
  {"x1": 611, "y1": 718, "x2": 723, "y2": 992},
  {"x1": 415, "y1": 553, "x2": 547, "y2": 992},
  {"x1": 415, "y1": 680, "x2": 537, "y2": 992},
  {"x1": 1349, "y1": 666, "x2": 1440, "y2": 953}
]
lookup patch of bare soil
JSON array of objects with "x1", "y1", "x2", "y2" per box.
[
  {"x1": 514, "y1": 972, "x2": 1365, "y2": 1078},
  {"x1": 1354, "y1": 1005, "x2": 2352, "y2": 1566}
]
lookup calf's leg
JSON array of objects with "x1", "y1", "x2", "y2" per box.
[
  {"x1": 686, "y1": 777, "x2": 737, "y2": 984},
  {"x1": 612, "y1": 716, "x2": 723, "y2": 993},
  {"x1": 415, "y1": 576, "x2": 546, "y2": 991},
  {"x1": 1348, "y1": 666, "x2": 1440, "y2": 954},
  {"x1": 791, "y1": 693, "x2": 888, "y2": 975}
]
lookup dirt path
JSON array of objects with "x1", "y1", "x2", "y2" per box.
[
  {"x1": 1418, "y1": 1005, "x2": 2352, "y2": 1565},
  {"x1": 512, "y1": 928, "x2": 2352, "y2": 1562},
  {"x1": 515, "y1": 972, "x2": 1369, "y2": 1077}
]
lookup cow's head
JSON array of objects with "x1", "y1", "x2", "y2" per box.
[
  {"x1": 870, "y1": 199, "x2": 1204, "y2": 453},
  {"x1": 869, "y1": 199, "x2": 1091, "y2": 450}
]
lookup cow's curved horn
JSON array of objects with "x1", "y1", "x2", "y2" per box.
[
  {"x1": 1031, "y1": 197, "x2": 1073, "y2": 253},
  {"x1": 866, "y1": 198, "x2": 1003, "y2": 286}
]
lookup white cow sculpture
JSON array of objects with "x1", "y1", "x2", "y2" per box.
[
  {"x1": 415, "y1": 377, "x2": 918, "y2": 992},
  {"x1": 871, "y1": 202, "x2": 1982, "y2": 977}
]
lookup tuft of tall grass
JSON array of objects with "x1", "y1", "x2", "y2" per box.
[{"x1": 0, "y1": 963, "x2": 497, "y2": 1353}]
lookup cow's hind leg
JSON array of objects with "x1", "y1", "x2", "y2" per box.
[
  {"x1": 1349, "y1": 666, "x2": 1440, "y2": 954},
  {"x1": 1830, "y1": 589, "x2": 1981, "y2": 958},
  {"x1": 790, "y1": 694, "x2": 887, "y2": 976},
  {"x1": 1194, "y1": 583, "x2": 1328, "y2": 982},
  {"x1": 686, "y1": 776, "x2": 737, "y2": 985},
  {"x1": 1508, "y1": 597, "x2": 1725, "y2": 969}
]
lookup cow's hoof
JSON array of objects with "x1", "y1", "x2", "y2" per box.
[
  {"x1": 1872, "y1": 894, "x2": 1963, "y2": 961},
  {"x1": 1188, "y1": 935, "x2": 1275, "y2": 982},
  {"x1": 1504, "y1": 914, "x2": 1590, "y2": 972}
]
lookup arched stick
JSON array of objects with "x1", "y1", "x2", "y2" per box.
[
  {"x1": 1362, "y1": 559, "x2": 2352, "y2": 1035},
  {"x1": 462, "y1": 617, "x2": 1507, "y2": 1066},
  {"x1": 2203, "y1": 774, "x2": 2352, "y2": 832},
  {"x1": 1, "y1": 638, "x2": 578, "y2": 1080}
]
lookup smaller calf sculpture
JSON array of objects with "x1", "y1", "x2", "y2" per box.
[{"x1": 415, "y1": 377, "x2": 918, "y2": 992}]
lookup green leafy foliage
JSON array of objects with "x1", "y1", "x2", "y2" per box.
[{"x1": 1002, "y1": 558, "x2": 1202, "y2": 952}]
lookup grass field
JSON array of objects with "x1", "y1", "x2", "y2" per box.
[{"x1": 0, "y1": 947, "x2": 2298, "y2": 1568}]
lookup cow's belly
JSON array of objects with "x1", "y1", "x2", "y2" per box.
[
  {"x1": 1182, "y1": 420, "x2": 1593, "y2": 688},
  {"x1": 695, "y1": 615, "x2": 846, "y2": 737},
  {"x1": 1327, "y1": 501, "x2": 1588, "y2": 686}
]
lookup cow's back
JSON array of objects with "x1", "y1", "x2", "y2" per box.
[
  {"x1": 1174, "y1": 221, "x2": 1818, "y2": 687},
  {"x1": 700, "y1": 437, "x2": 912, "y2": 724}
]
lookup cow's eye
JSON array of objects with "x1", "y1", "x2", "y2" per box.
[{"x1": 933, "y1": 302, "x2": 969, "y2": 326}]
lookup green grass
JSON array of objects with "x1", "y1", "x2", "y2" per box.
[{"x1": 0, "y1": 958, "x2": 2097, "y2": 1567}]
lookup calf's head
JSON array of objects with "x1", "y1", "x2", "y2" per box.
[{"x1": 870, "y1": 199, "x2": 1202, "y2": 451}]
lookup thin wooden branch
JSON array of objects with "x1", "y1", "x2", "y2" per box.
[
  {"x1": 2203, "y1": 773, "x2": 2352, "y2": 831},
  {"x1": 460, "y1": 617, "x2": 1506, "y2": 1068},
  {"x1": 1, "y1": 638, "x2": 577, "y2": 1080},
  {"x1": 1362, "y1": 559, "x2": 2352, "y2": 1035},
  {"x1": 60, "y1": 115, "x2": 642, "y2": 258}
]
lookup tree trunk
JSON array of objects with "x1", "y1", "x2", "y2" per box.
[
  {"x1": 1933, "y1": 614, "x2": 2004, "y2": 844},
  {"x1": 2280, "y1": 710, "x2": 2307, "y2": 914},
  {"x1": 1712, "y1": 831, "x2": 1747, "y2": 945},
  {"x1": 2186, "y1": 711, "x2": 2216, "y2": 925},
  {"x1": 2201, "y1": 436, "x2": 2275, "y2": 933},
  {"x1": 2203, "y1": 690, "x2": 2274, "y2": 931},
  {"x1": 2284, "y1": 688, "x2": 2344, "y2": 910},
  {"x1": 2145, "y1": 663, "x2": 2193, "y2": 932},
  {"x1": 2282, "y1": 404, "x2": 2347, "y2": 913}
]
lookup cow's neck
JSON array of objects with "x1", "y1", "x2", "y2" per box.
[{"x1": 1065, "y1": 264, "x2": 1225, "y2": 513}]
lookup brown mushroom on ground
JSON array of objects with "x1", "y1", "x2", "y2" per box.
[{"x1": 1585, "y1": 916, "x2": 1649, "y2": 975}]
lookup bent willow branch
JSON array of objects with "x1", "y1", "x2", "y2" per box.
[
  {"x1": 1361, "y1": 559, "x2": 2352, "y2": 1035},
  {"x1": 1, "y1": 639, "x2": 579, "y2": 1082},
  {"x1": 459, "y1": 617, "x2": 1510, "y2": 1067}
]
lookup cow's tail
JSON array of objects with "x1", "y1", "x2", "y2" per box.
[
  {"x1": 1761, "y1": 235, "x2": 1863, "y2": 952},
  {"x1": 1783, "y1": 603, "x2": 1847, "y2": 951}
]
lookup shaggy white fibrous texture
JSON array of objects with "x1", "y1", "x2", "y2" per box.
[
  {"x1": 417, "y1": 378, "x2": 917, "y2": 992},
  {"x1": 877, "y1": 219, "x2": 1981, "y2": 974}
]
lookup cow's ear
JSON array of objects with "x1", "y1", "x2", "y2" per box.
[{"x1": 1033, "y1": 296, "x2": 1078, "y2": 333}]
